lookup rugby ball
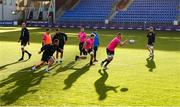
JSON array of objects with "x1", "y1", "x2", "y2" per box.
[{"x1": 129, "y1": 39, "x2": 135, "y2": 44}]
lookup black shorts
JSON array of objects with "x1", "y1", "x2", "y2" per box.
[
  {"x1": 41, "y1": 53, "x2": 52, "y2": 62},
  {"x1": 56, "y1": 44, "x2": 64, "y2": 52},
  {"x1": 79, "y1": 42, "x2": 84, "y2": 50},
  {"x1": 148, "y1": 43, "x2": 154, "y2": 46},
  {"x1": 87, "y1": 48, "x2": 93, "y2": 53},
  {"x1": 106, "y1": 48, "x2": 114, "y2": 56},
  {"x1": 94, "y1": 46, "x2": 98, "y2": 52},
  {"x1": 21, "y1": 41, "x2": 28, "y2": 47},
  {"x1": 59, "y1": 44, "x2": 64, "y2": 49}
]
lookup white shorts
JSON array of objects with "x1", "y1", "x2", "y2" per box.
[
  {"x1": 107, "y1": 55, "x2": 114, "y2": 58},
  {"x1": 21, "y1": 45, "x2": 25, "y2": 48},
  {"x1": 50, "y1": 56, "x2": 55, "y2": 61},
  {"x1": 148, "y1": 45, "x2": 154, "y2": 49}
]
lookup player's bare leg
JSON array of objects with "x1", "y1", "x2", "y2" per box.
[
  {"x1": 56, "y1": 51, "x2": 59, "y2": 63},
  {"x1": 147, "y1": 45, "x2": 153, "y2": 57},
  {"x1": 101, "y1": 57, "x2": 113, "y2": 69},
  {"x1": 19, "y1": 46, "x2": 31, "y2": 61},
  {"x1": 19, "y1": 47, "x2": 25, "y2": 61},
  {"x1": 45, "y1": 57, "x2": 55, "y2": 72},
  {"x1": 149, "y1": 46, "x2": 154, "y2": 59},
  {"x1": 31, "y1": 61, "x2": 46, "y2": 71},
  {"x1": 60, "y1": 51, "x2": 63, "y2": 62},
  {"x1": 147, "y1": 45, "x2": 151, "y2": 53},
  {"x1": 103, "y1": 57, "x2": 113, "y2": 69},
  {"x1": 90, "y1": 53, "x2": 94, "y2": 65}
]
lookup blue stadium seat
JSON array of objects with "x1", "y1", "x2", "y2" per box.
[
  {"x1": 59, "y1": 0, "x2": 116, "y2": 22},
  {"x1": 112, "y1": 0, "x2": 180, "y2": 23},
  {"x1": 59, "y1": 0, "x2": 180, "y2": 24}
]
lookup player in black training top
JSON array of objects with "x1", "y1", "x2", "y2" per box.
[
  {"x1": 18, "y1": 22, "x2": 32, "y2": 61},
  {"x1": 146, "y1": 27, "x2": 155, "y2": 58},
  {"x1": 52, "y1": 28, "x2": 67, "y2": 63},
  {"x1": 31, "y1": 39, "x2": 62, "y2": 72}
]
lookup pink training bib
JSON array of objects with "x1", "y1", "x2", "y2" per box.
[
  {"x1": 86, "y1": 38, "x2": 94, "y2": 49},
  {"x1": 78, "y1": 32, "x2": 87, "y2": 43},
  {"x1": 107, "y1": 37, "x2": 121, "y2": 51}
]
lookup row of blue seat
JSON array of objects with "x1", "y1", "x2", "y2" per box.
[
  {"x1": 59, "y1": 0, "x2": 180, "y2": 24},
  {"x1": 60, "y1": 0, "x2": 116, "y2": 21},
  {"x1": 112, "y1": 0, "x2": 180, "y2": 23}
]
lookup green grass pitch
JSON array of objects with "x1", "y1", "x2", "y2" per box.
[{"x1": 0, "y1": 27, "x2": 180, "y2": 106}]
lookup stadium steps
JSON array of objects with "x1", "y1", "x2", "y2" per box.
[{"x1": 108, "y1": 0, "x2": 134, "y2": 21}]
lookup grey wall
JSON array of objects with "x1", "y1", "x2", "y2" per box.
[{"x1": 0, "y1": 0, "x2": 22, "y2": 21}]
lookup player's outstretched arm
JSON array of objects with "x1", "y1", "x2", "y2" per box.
[
  {"x1": 119, "y1": 39, "x2": 128, "y2": 47},
  {"x1": 39, "y1": 45, "x2": 47, "y2": 54}
]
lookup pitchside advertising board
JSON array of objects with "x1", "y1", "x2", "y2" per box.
[
  {"x1": 0, "y1": 21, "x2": 18, "y2": 26},
  {"x1": 1, "y1": 21, "x2": 180, "y2": 31},
  {"x1": 26, "y1": 21, "x2": 180, "y2": 31}
]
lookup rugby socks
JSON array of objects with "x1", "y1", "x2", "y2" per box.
[
  {"x1": 25, "y1": 50, "x2": 32, "y2": 59},
  {"x1": 80, "y1": 51, "x2": 82, "y2": 56},
  {"x1": 94, "y1": 51, "x2": 97, "y2": 60},
  {"x1": 101, "y1": 59, "x2": 107, "y2": 67},
  {"x1": 24, "y1": 50, "x2": 31, "y2": 55},
  {"x1": 102, "y1": 59, "x2": 107, "y2": 63},
  {"x1": 90, "y1": 56, "x2": 93, "y2": 65},
  {"x1": 75, "y1": 55, "x2": 80, "y2": 61},
  {"x1": 104, "y1": 60, "x2": 110, "y2": 67},
  {"x1": 21, "y1": 51, "x2": 25, "y2": 59}
]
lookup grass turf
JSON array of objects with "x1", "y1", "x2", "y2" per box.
[{"x1": 0, "y1": 27, "x2": 180, "y2": 106}]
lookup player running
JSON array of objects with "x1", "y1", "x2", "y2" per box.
[
  {"x1": 52, "y1": 28, "x2": 67, "y2": 63},
  {"x1": 101, "y1": 33, "x2": 128, "y2": 70},
  {"x1": 78, "y1": 27, "x2": 87, "y2": 56},
  {"x1": 146, "y1": 27, "x2": 155, "y2": 58},
  {"x1": 31, "y1": 39, "x2": 62, "y2": 72},
  {"x1": 18, "y1": 22, "x2": 32, "y2": 61},
  {"x1": 75, "y1": 33, "x2": 95, "y2": 65}
]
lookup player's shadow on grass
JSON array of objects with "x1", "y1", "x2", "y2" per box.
[
  {"x1": 0, "y1": 66, "x2": 47, "y2": 105},
  {"x1": 52, "y1": 61, "x2": 76, "y2": 76},
  {"x1": 146, "y1": 57, "x2": 156, "y2": 72},
  {"x1": 0, "y1": 60, "x2": 28, "y2": 71},
  {"x1": 94, "y1": 69, "x2": 119, "y2": 101},
  {"x1": 63, "y1": 63, "x2": 90, "y2": 90}
]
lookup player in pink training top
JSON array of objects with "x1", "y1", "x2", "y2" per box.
[
  {"x1": 75, "y1": 33, "x2": 95, "y2": 65},
  {"x1": 101, "y1": 33, "x2": 128, "y2": 70},
  {"x1": 78, "y1": 27, "x2": 87, "y2": 56}
]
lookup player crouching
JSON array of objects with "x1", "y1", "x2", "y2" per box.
[
  {"x1": 31, "y1": 39, "x2": 62, "y2": 72},
  {"x1": 75, "y1": 33, "x2": 95, "y2": 66}
]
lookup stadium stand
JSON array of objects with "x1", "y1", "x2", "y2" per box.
[
  {"x1": 59, "y1": 0, "x2": 116, "y2": 22},
  {"x1": 112, "y1": 0, "x2": 180, "y2": 25},
  {"x1": 59, "y1": 0, "x2": 180, "y2": 26}
]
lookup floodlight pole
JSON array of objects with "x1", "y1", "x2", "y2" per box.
[
  {"x1": 1, "y1": 0, "x2": 4, "y2": 21},
  {"x1": 179, "y1": 6, "x2": 180, "y2": 25},
  {"x1": 53, "y1": 0, "x2": 56, "y2": 24}
]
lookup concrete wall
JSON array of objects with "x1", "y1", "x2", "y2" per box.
[
  {"x1": 0, "y1": 5, "x2": 2, "y2": 20},
  {"x1": 0, "y1": 0, "x2": 22, "y2": 21}
]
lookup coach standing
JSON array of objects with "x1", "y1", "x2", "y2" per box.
[
  {"x1": 146, "y1": 27, "x2": 155, "y2": 58},
  {"x1": 92, "y1": 29, "x2": 99, "y2": 62},
  {"x1": 18, "y1": 22, "x2": 32, "y2": 61}
]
